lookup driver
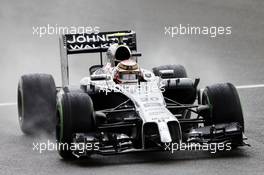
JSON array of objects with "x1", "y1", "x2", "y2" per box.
[{"x1": 113, "y1": 59, "x2": 142, "y2": 84}]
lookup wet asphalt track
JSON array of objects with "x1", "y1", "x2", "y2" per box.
[{"x1": 0, "y1": 0, "x2": 264, "y2": 174}]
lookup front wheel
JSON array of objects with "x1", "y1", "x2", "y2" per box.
[
  {"x1": 56, "y1": 91, "x2": 95, "y2": 159},
  {"x1": 202, "y1": 83, "x2": 244, "y2": 147}
]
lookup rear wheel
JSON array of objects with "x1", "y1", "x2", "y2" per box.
[
  {"x1": 17, "y1": 74, "x2": 56, "y2": 135},
  {"x1": 56, "y1": 92, "x2": 95, "y2": 159},
  {"x1": 152, "y1": 64, "x2": 196, "y2": 104},
  {"x1": 152, "y1": 64, "x2": 187, "y2": 78}
]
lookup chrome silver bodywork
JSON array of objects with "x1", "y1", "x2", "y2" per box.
[{"x1": 80, "y1": 67, "x2": 182, "y2": 145}]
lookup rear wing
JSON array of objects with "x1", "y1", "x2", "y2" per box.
[{"x1": 59, "y1": 30, "x2": 137, "y2": 86}]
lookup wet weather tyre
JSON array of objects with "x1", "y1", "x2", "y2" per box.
[
  {"x1": 153, "y1": 64, "x2": 196, "y2": 104},
  {"x1": 202, "y1": 83, "x2": 244, "y2": 131},
  {"x1": 56, "y1": 92, "x2": 95, "y2": 159},
  {"x1": 17, "y1": 74, "x2": 56, "y2": 135},
  {"x1": 152, "y1": 64, "x2": 187, "y2": 78}
]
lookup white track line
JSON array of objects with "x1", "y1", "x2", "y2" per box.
[
  {"x1": 236, "y1": 84, "x2": 264, "y2": 89},
  {"x1": 0, "y1": 102, "x2": 17, "y2": 107},
  {"x1": 0, "y1": 84, "x2": 264, "y2": 107},
  {"x1": 0, "y1": 102, "x2": 16, "y2": 107}
]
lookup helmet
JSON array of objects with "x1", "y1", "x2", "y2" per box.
[
  {"x1": 107, "y1": 44, "x2": 132, "y2": 66},
  {"x1": 114, "y1": 59, "x2": 141, "y2": 84}
]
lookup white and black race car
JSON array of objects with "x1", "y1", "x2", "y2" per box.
[{"x1": 17, "y1": 30, "x2": 247, "y2": 159}]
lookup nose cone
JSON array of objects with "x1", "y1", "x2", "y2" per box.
[{"x1": 158, "y1": 122, "x2": 172, "y2": 143}]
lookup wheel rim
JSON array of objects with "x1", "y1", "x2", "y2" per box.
[
  {"x1": 202, "y1": 90, "x2": 213, "y2": 125},
  {"x1": 56, "y1": 102, "x2": 64, "y2": 142},
  {"x1": 17, "y1": 85, "x2": 24, "y2": 126}
]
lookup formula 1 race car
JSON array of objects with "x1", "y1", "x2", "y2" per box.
[{"x1": 17, "y1": 30, "x2": 247, "y2": 159}]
